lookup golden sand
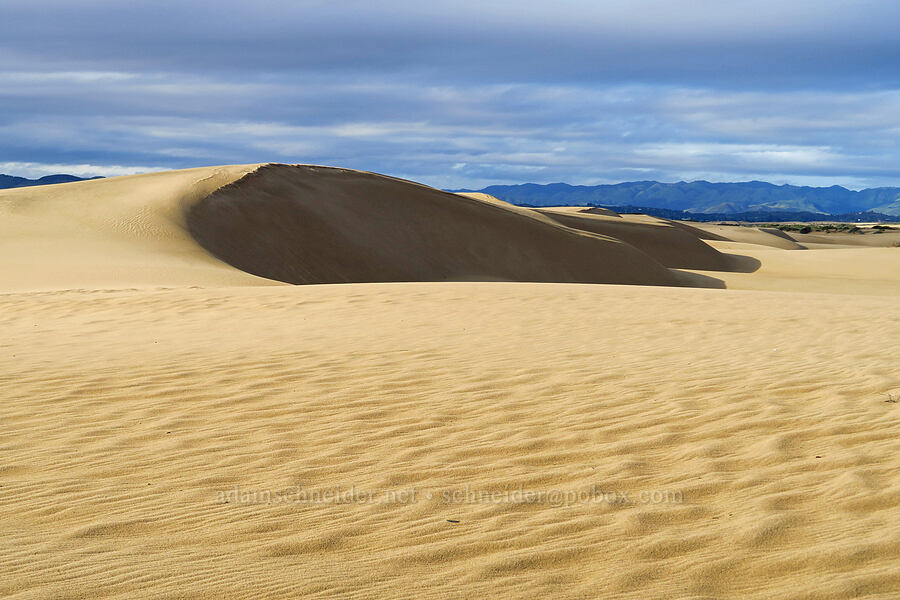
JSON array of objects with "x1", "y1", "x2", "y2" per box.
[{"x1": 1, "y1": 165, "x2": 898, "y2": 598}]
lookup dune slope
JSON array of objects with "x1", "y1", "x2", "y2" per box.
[
  {"x1": 689, "y1": 242, "x2": 900, "y2": 296},
  {"x1": 187, "y1": 165, "x2": 680, "y2": 286},
  {"x1": 535, "y1": 208, "x2": 740, "y2": 270},
  {"x1": 688, "y1": 223, "x2": 807, "y2": 250},
  {"x1": 0, "y1": 164, "x2": 691, "y2": 290},
  {"x1": 0, "y1": 164, "x2": 274, "y2": 291},
  {"x1": 581, "y1": 206, "x2": 622, "y2": 217}
]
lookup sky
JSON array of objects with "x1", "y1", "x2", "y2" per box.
[{"x1": 2, "y1": 0, "x2": 900, "y2": 190}]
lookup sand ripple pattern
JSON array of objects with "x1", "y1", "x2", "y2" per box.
[{"x1": 2, "y1": 283, "x2": 899, "y2": 599}]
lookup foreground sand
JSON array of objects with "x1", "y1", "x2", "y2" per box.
[
  {"x1": 3, "y1": 283, "x2": 899, "y2": 599},
  {"x1": 2, "y1": 166, "x2": 900, "y2": 598}
]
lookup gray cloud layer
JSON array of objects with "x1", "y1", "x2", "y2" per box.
[{"x1": 2, "y1": 0, "x2": 900, "y2": 188}]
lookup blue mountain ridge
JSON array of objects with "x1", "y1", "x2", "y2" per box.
[
  {"x1": 451, "y1": 180, "x2": 900, "y2": 216},
  {"x1": 0, "y1": 173, "x2": 101, "y2": 189}
]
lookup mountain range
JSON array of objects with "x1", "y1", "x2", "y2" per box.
[
  {"x1": 452, "y1": 180, "x2": 900, "y2": 216},
  {"x1": 0, "y1": 173, "x2": 100, "y2": 189}
]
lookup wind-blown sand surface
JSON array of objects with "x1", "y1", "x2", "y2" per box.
[
  {"x1": 686, "y1": 241, "x2": 900, "y2": 296},
  {"x1": 2, "y1": 165, "x2": 899, "y2": 599}
]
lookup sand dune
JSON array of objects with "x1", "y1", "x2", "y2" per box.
[
  {"x1": 2, "y1": 164, "x2": 899, "y2": 599},
  {"x1": 786, "y1": 229, "x2": 900, "y2": 249},
  {"x1": 0, "y1": 164, "x2": 274, "y2": 291},
  {"x1": 0, "y1": 164, "x2": 686, "y2": 290},
  {"x1": 188, "y1": 165, "x2": 679, "y2": 286},
  {"x1": 580, "y1": 206, "x2": 622, "y2": 217},
  {"x1": 658, "y1": 218, "x2": 733, "y2": 241},
  {"x1": 535, "y1": 208, "x2": 744, "y2": 271},
  {"x1": 688, "y1": 223, "x2": 808, "y2": 250},
  {"x1": 687, "y1": 241, "x2": 900, "y2": 296}
]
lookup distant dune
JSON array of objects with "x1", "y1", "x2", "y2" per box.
[
  {"x1": 688, "y1": 223, "x2": 807, "y2": 250},
  {"x1": 535, "y1": 208, "x2": 741, "y2": 270},
  {"x1": 580, "y1": 205, "x2": 622, "y2": 217}
]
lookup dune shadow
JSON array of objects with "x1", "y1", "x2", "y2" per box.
[
  {"x1": 187, "y1": 164, "x2": 681, "y2": 287},
  {"x1": 724, "y1": 253, "x2": 762, "y2": 273},
  {"x1": 661, "y1": 218, "x2": 732, "y2": 241},
  {"x1": 538, "y1": 209, "x2": 737, "y2": 271},
  {"x1": 669, "y1": 270, "x2": 726, "y2": 289},
  {"x1": 758, "y1": 227, "x2": 797, "y2": 242}
]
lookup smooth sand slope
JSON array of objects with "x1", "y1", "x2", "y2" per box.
[
  {"x1": 689, "y1": 241, "x2": 900, "y2": 296},
  {"x1": 0, "y1": 165, "x2": 275, "y2": 291},
  {"x1": 2, "y1": 165, "x2": 900, "y2": 599}
]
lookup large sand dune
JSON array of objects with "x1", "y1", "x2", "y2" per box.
[
  {"x1": 187, "y1": 165, "x2": 680, "y2": 286},
  {"x1": 0, "y1": 164, "x2": 687, "y2": 290},
  {"x1": 2, "y1": 164, "x2": 899, "y2": 599}
]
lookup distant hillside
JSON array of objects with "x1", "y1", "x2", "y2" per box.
[
  {"x1": 451, "y1": 181, "x2": 900, "y2": 216},
  {"x1": 0, "y1": 173, "x2": 101, "y2": 190}
]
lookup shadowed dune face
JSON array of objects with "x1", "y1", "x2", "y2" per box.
[
  {"x1": 580, "y1": 206, "x2": 622, "y2": 217},
  {"x1": 758, "y1": 227, "x2": 800, "y2": 243},
  {"x1": 535, "y1": 208, "x2": 743, "y2": 271},
  {"x1": 187, "y1": 165, "x2": 682, "y2": 286}
]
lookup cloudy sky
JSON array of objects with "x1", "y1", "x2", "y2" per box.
[{"x1": 2, "y1": 0, "x2": 900, "y2": 189}]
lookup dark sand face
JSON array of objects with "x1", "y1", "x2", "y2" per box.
[{"x1": 186, "y1": 164, "x2": 685, "y2": 286}]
